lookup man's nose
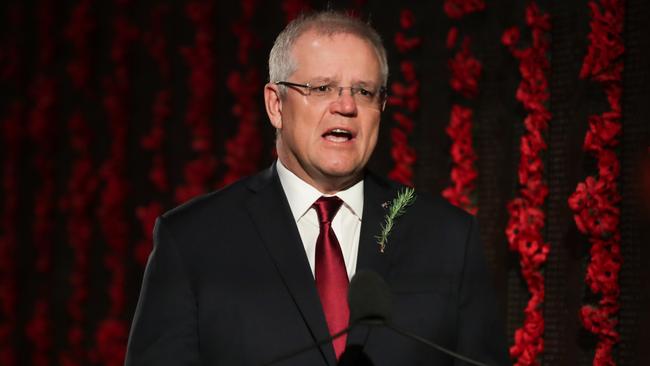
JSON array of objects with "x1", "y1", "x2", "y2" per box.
[{"x1": 330, "y1": 87, "x2": 358, "y2": 116}]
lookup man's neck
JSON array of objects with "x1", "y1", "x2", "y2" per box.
[{"x1": 277, "y1": 157, "x2": 362, "y2": 195}]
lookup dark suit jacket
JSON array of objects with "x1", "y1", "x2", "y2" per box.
[{"x1": 125, "y1": 164, "x2": 509, "y2": 366}]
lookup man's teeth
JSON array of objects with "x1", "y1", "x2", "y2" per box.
[
  {"x1": 325, "y1": 134, "x2": 350, "y2": 142},
  {"x1": 323, "y1": 128, "x2": 353, "y2": 142}
]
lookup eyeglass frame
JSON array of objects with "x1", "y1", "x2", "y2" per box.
[{"x1": 274, "y1": 81, "x2": 388, "y2": 110}]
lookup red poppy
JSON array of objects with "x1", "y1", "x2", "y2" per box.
[
  {"x1": 448, "y1": 37, "x2": 482, "y2": 99},
  {"x1": 400, "y1": 9, "x2": 416, "y2": 29},
  {"x1": 443, "y1": 0, "x2": 485, "y2": 19},
  {"x1": 394, "y1": 32, "x2": 422, "y2": 53},
  {"x1": 446, "y1": 27, "x2": 459, "y2": 49},
  {"x1": 501, "y1": 27, "x2": 520, "y2": 48},
  {"x1": 393, "y1": 112, "x2": 415, "y2": 133}
]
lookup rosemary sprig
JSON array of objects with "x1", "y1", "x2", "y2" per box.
[{"x1": 376, "y1": 187, "x2": 416, "y2": 253}]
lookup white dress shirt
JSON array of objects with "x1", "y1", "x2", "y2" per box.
[{"x1": 276, "y1": 160, "x2": 363, "y2": 279}]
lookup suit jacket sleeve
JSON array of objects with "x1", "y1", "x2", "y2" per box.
[
  {"x1": 125, "y1": 217, "x2": 201, "y2": 366},
  {"x1": 455, "y1": 216, "x2": 510, "y2": 366}
]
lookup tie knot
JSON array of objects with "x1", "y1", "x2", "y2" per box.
[{"x1": 313, "y1": 196, "x2": 344, "y2": 224}]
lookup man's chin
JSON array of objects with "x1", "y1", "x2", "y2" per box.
[
  {"x1": 318, "y1": 164, "x2": 356, "y2": 176},
  {"x1": 318, "y1": 167, "x2": 363, "y2": 187}
]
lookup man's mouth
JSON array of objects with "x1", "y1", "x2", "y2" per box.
[{"x1": 322, "y1": 128, "x2": 354, "y2": 142}]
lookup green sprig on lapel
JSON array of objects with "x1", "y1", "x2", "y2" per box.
[{"x1": 376, "y1": 187, "x2": 416, "y2": 253}]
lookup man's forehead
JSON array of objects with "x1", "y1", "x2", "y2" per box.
[
  {"x1": 289, "y1": 30, "x2": 382, "y2": 82},
  {"x1": 293, "y1": 29, "x2": 367, "y2": 49}
]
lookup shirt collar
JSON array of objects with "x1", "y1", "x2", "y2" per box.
[{"x1": 276, "y1": 159, "x2": 364, "y2": 221}]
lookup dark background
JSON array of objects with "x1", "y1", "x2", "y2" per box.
[{"x1": 0, "y1": 0, "x2": 648, "y2": 365}]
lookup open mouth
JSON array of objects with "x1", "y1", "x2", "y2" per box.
[{"x1": 322, "y1": 128, "x2": 354, "y2": 142}]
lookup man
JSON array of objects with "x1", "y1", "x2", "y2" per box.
[{"x1": 125, "y1": 11, "x2": 509, "y2": 366}]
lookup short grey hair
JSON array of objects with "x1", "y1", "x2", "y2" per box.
[{"x1": 268, "y1": 11, "x2": 389, "y2": 94}]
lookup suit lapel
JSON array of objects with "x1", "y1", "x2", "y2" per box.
[
  {"x1": 355, "y1": 172, "x2": 396, "y2": 280},
  {"x1": 245, "y1": 165, "x2": 336, "y2": 366},
  {"x1": 347, "y1": 173, "x2": 397, "y2": 346}
]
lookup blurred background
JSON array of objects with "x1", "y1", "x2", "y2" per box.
[{"x1": 0, "y1": 0, "x2": 648, "y2": 365}]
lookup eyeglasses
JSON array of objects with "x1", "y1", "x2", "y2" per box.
[{"x1": 275, "y1": 81, "x2": 387, "y2": 110}]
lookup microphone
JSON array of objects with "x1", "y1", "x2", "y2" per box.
[
  {"x1": 347, "y1": 270, "x2": 490, "y2": 366},
  {"x1": 348, "y1": 270, "x2": 392, "y2": 326}
]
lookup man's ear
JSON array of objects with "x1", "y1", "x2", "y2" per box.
[{"x1": 264, "y1": 83, "x2": 283, "y2": 129}]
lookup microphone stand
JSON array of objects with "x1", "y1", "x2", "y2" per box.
[
  {"x1": 263, "y1": 316, "x2": 387, "y2": 365},
  {"x1": 263, "y1": 324, "x2": 354, "y2": 366},
  {"x1": 384, "y1": 321, "x2": 489, "y2": 366},
  {"x1": 263, "y1": 318, "x2": 491, "y2": 366}
]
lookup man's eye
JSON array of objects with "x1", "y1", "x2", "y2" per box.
[
  {"x1": 355, "y1": 88, "x2": 376, "y2": 98},
  {"x1": 358, "y1": 88, "x2": 375, "y2": 97},
  {"x1": 312, "y1": 85, "x2": 332, "y2": 93}
]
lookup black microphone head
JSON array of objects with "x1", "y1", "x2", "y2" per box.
[{"x1": 348, "y1": 270, "x2": 392, "y2": 325}]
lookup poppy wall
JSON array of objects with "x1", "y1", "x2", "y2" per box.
[{"x1": 0, "y1": 0, "x2": 649, "y2": 365}]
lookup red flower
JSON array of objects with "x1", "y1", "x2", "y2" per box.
[
  {"x1": 580, "y1": 1, "x2": 625, "y2": 82},
  {"x1": 511, "y1": 308, "x2": 545, "y2": 366},
  {"x1": 399, "y1": 9, "x2": 416, "y2": 29},
  {"x1": 393, "y1": 112, "x2": 414, "y2": 133},
  {"x1": 443, "y1": 0, "x2": 485, "y2": 19},
  {"x1": 501, "y1": 27, "x2": 520, "y2": 47},
  {"x1": 605, "y1": 84, "x2": 622, "y2": 113},
  {"x1": 580, "y1": 305, "x2": 619, "y2": 338},
  {"x1": 446, "y1": 27, "x2": 459, "y2": 49},
  {"x1": 400, "y1": 61, "x2": 417, "y2": 82},
  {"x1": 520, "y1": 130, "x2": 546, "y2": 157},
  {"x1": 448, "y1": 37, "x2": 482, "y2": 99},
  {"x1": 525, "y1": 2, "x2": 550, "y2": 30},
  {"x1": 390, "y1": 142, "x2": 416, "y2": 165},
  {"x1": 569, "y1": 176, "x2": 620, "y2": 236},
  {"x1": 394, "y1": 32, "x2": 422, "y2": 53},
  {"x1": 388, "y1": 168, "x2": 412, "y2": 187},
  {"x1": 524, "y1": 310, "x2": 544, "y2": 338},
  {"x1": 390, "y1": 81, "x2": 418, "y2": 98},
  {"x1": 91, "y1": 319, "x2": 127, "y2": 366},
  {"x1": 583, "y1": 113, "x2": 621, "y2": 152},
  {"x1": 568, "y1": 177, "x2": 592, "y2": 208},
  {"x1": 586, "y1": 250, "x2": 621, "y2": 295}
]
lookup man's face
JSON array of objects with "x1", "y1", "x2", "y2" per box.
[{"x1": 266, "y1": 31, "x2": 383, "y2": 193}]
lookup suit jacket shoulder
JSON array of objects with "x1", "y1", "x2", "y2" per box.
[{"x1": 161, "y1": 174, "x2": 254, "y2": 230}]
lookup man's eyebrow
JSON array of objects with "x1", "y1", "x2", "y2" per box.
[
  {"x1": 306, "y1": 77, "x2": 379, "y2": 86},
  {"x1": 353, "y1": 80, "x2": 380, "y2": 88},
  {"x1": 307, "y1": 77, "x2": 334, "y2": 84}
]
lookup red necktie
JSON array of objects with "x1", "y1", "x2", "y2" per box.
[{"x1": 313, "y1": 196, "x2": 349, "y2": 360}]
